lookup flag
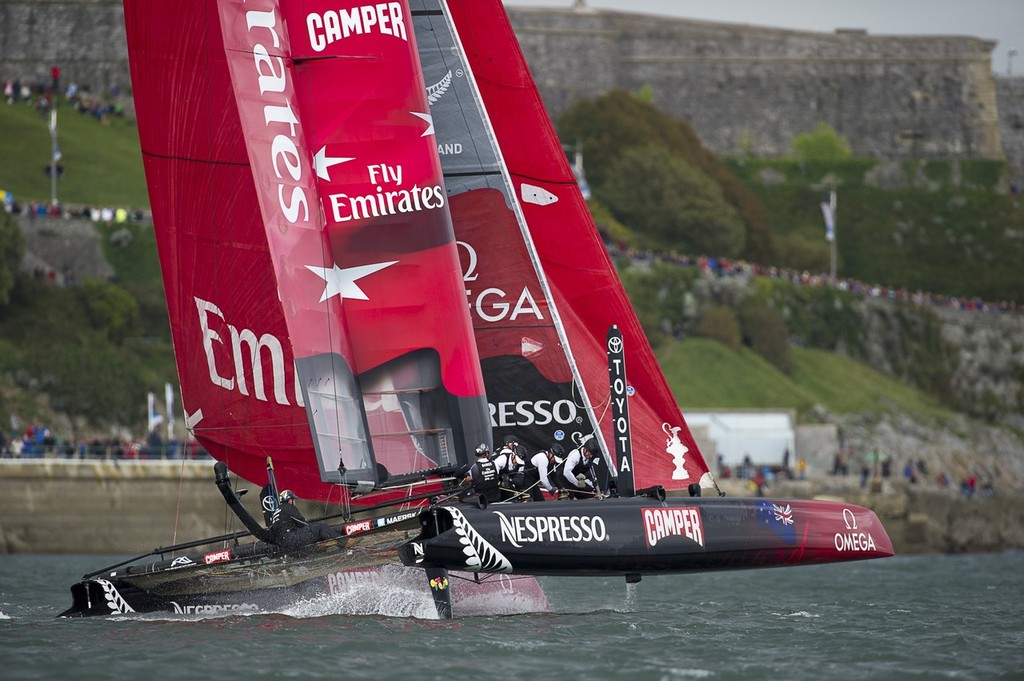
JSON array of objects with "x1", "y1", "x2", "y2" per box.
[
  {"x1": 572, "y1": 150, "x2": 591, "y2": 200},
  {"x1": 820, "y1": 201, "x2": 835, "y2": 242},
  {"x1": 164, "y1": 383, "x2": 175, "y2": 441},
  {"x1": 147, "y1": 392, "x2": 163, "y2": 433}
]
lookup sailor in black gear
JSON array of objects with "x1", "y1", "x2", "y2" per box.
[
  {"x1": 562, "y1": 438, "x2": 603, "y2": 499},
  {"x1": 462, "y1": 443, "x2": 501, "y2": 504},
  {"x1": 270, "y1": 489, "x2": 343, "y2": 549}
]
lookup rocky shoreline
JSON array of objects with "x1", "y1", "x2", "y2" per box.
[{"x1": 1, "y1": 460, "x2": 1022, "y2": 556}]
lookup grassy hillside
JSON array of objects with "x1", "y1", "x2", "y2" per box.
[
  {"x1": 0, "y1": 95, "x2": 985, "y2": 435},
  {"x1": 727, "y1": 158, "x2": 1024, "y2": 304},
  {"x1": 660, "y1": 338, "x2": 951, "y2": 422},
  {"x1": 0, "y1": 101, "x2": 149, "y2": 208}
]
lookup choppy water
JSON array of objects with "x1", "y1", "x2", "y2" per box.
[{"x1": 2, "y1": 551, "x2": 1023, "y2": 681}]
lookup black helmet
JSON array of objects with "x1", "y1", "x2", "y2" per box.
[
  {"x1": 583, "y1": 438, "x2": 600, "y2": 454},
  {"x1": 502, "y1": 434, "x2": 519, "y2": 446},
  {"x1": 475, "y1": 443, "x2": 490, "y2": 456},
  {"x1": 549, "y1": 443, "x2": 565, "y2": 457},
  {"x1": 279, "y1": 489, "x2": 296, "y2": 503}
]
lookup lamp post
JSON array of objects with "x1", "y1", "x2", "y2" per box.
[{"x1": 1009, "y1": 49, "x2": 1019, "y2": 77}]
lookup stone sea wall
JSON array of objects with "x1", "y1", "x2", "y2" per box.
[
  {"x1": 0, "y1": 460, "x2": 264, "y2": 554},
  {"x1": 1, "y1": 1, "x2": 1021, "y2": 175}
]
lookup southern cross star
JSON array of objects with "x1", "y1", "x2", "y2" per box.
[{"x1": 305, "y1": 261, "x2": 399, "y2": 302}]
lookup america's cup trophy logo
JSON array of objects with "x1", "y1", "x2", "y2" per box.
[{"x1": 663, "y1": 422, "x2": 689, "y2": 480}]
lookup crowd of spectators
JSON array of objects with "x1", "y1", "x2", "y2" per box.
[
  {"x1": 4, "y1": 68, "x2": 126, "y2": 123},
  {"x1": 606, "y1": 240, "x2": 1020, "y2": 315},
  {"x1": 0, "y1": 419, "x2": 208, "y2": 461},
  {"x1": 5, "y1": 198, "x2": 148, "y2": 225}
]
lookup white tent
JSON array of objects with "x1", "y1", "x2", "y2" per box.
[{"x1": 686, "y1": 411, "x2": 795, "y2": 468}]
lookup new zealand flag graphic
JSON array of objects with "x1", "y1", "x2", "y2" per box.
[{"x1": 756, "y1": 500, "x2": 797, "y2": 545}]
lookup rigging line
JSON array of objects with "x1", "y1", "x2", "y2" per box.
[
  {"x1": 442, "y1": 170, "x2": 503, "y2": 179},
  {"x1": 508, "y1": 172, "x2": 579, "y2": 187},
  {"x1": 192, "y1": 421, "x2": 310, "y2": 432},
  {"x1": 138, "y1": 150, "x2": 250, "y2": 168}
]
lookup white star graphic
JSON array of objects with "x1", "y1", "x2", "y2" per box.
[
  {"x1": 410, "y1": 111, "x2": 434, "y2": 137},
  {"x1": 312, "y1": 146, "x2": 354, "y2": 181},
  {"x1": 305, "y1": 261, "x2": 399, "y2": 302}
]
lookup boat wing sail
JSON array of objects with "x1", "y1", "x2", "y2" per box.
[
  {"x1": 410, "y1": 0, "x2": 605, "y2": 462},
  {"x1": 126, "y1": 0, "x2": 490, "y2": 500},
  {"x1": 415, "y1": 0, "x2": 713, "y2": 491},
  {"x1": 217, "y1": 0, "x2": 374, "y2": 487},
  {"x1": 276, "y1": 0, "x2": 491, "y2": 483}
]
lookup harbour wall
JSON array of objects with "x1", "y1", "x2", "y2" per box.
[
  {"x1": 0, "y1": 460, "x2": 266, "y2": 554},
  {"x1": 0, "y1": 1, "x2": 1021, "y2": 178},
  {"x1": 2, "y1": 460, "x2": 1022, "y2": 556}
]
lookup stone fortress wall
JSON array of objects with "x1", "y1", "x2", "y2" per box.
[
  {"x1": 1, "y1": 1, "x2": 1021, "y2": 176},
  {"x1": 507, "y1": 7, "x2": 1010, "y2": 163}
]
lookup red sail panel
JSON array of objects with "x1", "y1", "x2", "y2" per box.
[
  {"x1": 446, "y1": 0, "x2": 711, "y2": 490},
  {"x1": 411, "y1": 5, "x2": 603, "y2": 458},
  {"x1": 279, "y1": 0, "x2": 490, "y2": 474},
  {"x1": 123, "y1": 0, "x2": 326, "y2": 497},
  {"x1": 218, "y1": 0, "x2": 377, "y2": 485}
]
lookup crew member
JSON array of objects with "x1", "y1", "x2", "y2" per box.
[
  {"x1": 521, "y1": 443, "x2": 565, "y2": 501},
  {"x1": 492, "y1": 434, "x2": 527, "y2": 500},
  {"x1": 462, "y1": 443, "x2": 501, "y2": 504},
  {"x1": 561, "y1": 438, "x2": 602, "y2": 499},
  {"x1": 270, "y1": 489, "x2": 343, "y2": 549}
]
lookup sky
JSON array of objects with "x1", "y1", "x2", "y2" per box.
[{"x1": 502, "y1": 0, "x2": 1024, "y2": 75}]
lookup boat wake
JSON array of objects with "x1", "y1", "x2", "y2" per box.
[{"x1": 279, "y1": 566, "x2": 549, "y2": 619}]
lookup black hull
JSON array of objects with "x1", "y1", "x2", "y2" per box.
[
  {"x1": 61, "y1": 529, "x2": 546, "y2": 617},
  {"x1": 398, "y1": 496, "x2": 894, "y2": 576}
]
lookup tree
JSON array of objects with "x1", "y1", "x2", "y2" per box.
[
  {"x1": 792, "y1": 122, "x2": 852, "y2": 163},
  {"x1": 558, "y1": 89, "x2": 773, "y2": 261},
  {"x1": 600, "y1": 146, "x2": 746, "y2": 256},
  {"x1": 80, "y1": 279, "x2": 139, "y2": 344}
]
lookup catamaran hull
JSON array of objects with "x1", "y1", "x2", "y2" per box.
[
  {"x1": 61, "y1": 535, "x2": 546, "y2": 617},
  {"x1": 398, "y1": 497, "x2": 894, "y2": 576}
]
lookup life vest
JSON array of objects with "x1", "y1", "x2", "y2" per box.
[
  {"x1": 471, "y1": 458, "x2": 499, "y2": 492},
  {"x1": 497, "y1": 445, "x2": 524, "y2": 473}
]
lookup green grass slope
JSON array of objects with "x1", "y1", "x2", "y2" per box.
[
  {"x1": 659, "y1": 338, "x2": 950, "y2": 421},
  {"x1": 0, "y1": 102, "x2": 148, "y2": 208}
]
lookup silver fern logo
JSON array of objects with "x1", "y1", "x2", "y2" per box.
[
  {"x1": 96, "y1": 579, "x2": 135, "y2": 614},
  {"x1": 426, "y1": 70, "x2": 453, "y2": 104},
  {"x1": 443, "y1": 507, "x2": 512, "y2": 573}
]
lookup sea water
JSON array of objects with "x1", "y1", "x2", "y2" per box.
[{"x1": 1, "y1": 551, "x2": 1022, "y2": 681}]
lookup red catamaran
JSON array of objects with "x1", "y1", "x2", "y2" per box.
[{"x1": 62, "y1": 0, "x2": 892, "y2": 619}]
